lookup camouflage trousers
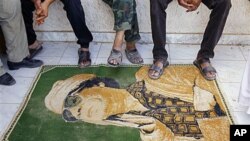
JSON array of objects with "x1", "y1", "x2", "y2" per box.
[{"x1": 103, "y1": 0, "x2": 140, "y2": 42}]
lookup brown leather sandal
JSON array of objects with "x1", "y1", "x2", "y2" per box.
[{"x1": 193, "y1": 58, "x2": 217, "y2": 81}]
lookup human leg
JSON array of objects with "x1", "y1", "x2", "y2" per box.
[
  {"x1": 124, "y1": 0, "x2": 143, "y2": 64},
  {"x1": 104, "y1": 0, "x2": 142, "y2": 66},
  {"x1": 60, "y1": 0, "x2": 93, "y2": 68},
  {"x1": 0, "y1": 0, "x2": 43, "y2": 70},
  {"x1": 148, "y1": 0, "x2": 172, "y2": 79},
  {"x1": 21, "y1": 0, "x2": 43, "y2": 58},
  {"x1": 195, "y1": 0, "x2": 231, "y2": 80}
]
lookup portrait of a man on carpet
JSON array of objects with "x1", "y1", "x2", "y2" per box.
[{"x1": 45, "y1": 66, "x2": 231, "y2": 141}]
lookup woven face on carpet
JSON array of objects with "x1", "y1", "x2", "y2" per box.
[{"x1": 4, "y1": 65, "x2": 233, "y2": 141}]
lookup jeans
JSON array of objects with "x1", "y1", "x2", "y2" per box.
[
  {"x1": 150, "y1": 0, "x2": 231, "y2": 60},
  {"x1": 21, "y1": 0, "x2": 93, "y2": 48}
]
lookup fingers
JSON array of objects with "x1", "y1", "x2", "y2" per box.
[
  {"x1": 178, "y1": 0, "x2": 201, "y2": 12},
  {"x1": 178, "y1": 0, "x2": 194, "y2": 9},
  {"x1": 35, "y1": 9, "x2": 47, "y2": 25},
  {"x1": 36, "y1": 16, "x2": 46, "y2": 25},
  {"x1": 34, "y1": 0, "x2": 42, "y2": 10},
  {"x1": 186, "y1": 5, "x2": 198, "y2": 12}
]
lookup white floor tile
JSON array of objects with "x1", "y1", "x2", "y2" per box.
[
  {"x1": 220, "y1": 83, "x2": 247, "y2": 112},
  {"x1": 59, "y1": 57, "x2": 78, "y2": 65},
  {"x1": 240, "y1": 46, "x2": 250, "y2": 60},
  {"x1": 0, "y1": 77, "x2": 33, "y2": 104},
  {"x1": 141, "y1": 58, "x2": 154, "y2": 65},
  {"x1": 169, "y1": 44, "x2": 200, "y2": 60},
  {"x1": 212, "y1": 60, "x2": 246, "y2": 83},
  {"x1": 97, "y1": 43, "x2": 113, "y2": 58},
  {"x1": 36, "y1": 42, "x2": 68, "y2": 57},
  {"x1": 170, "y1": 59, "x2": 194, "y2": 64},
  {"x1": 62, "y1": 44, "x2": 78, "y2": 58},
  {"x1": 12, "y1": 67, "x2": 40, "y2": 78},
  {"x1": 34, "y1": 57, "x2": 61, "y2": 65},
  {"x1": 94, "y1": 57, "x2": 108, "y2": 65},
  {"x1": 0, "y1": 104, "x2": 19, "y2": 137},
  {"x1": 135, "y1": 44, "x2": 154, "y2": 59},
  {"x1": 65, "y1": 42, "x2": 101, "y2": 59},
  {"x1": 233, "y1": 111, "x2": 250, "y2": 124},
  {"x1": 214, "y1": 45, "x2": 245, "y2": 61}
]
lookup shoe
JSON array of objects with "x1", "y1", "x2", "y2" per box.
[
  {"x1": 7, "y1": 58, "x2": 43, "y2": 70},
  {"x1": 0, "y1": 73, "x2": 16, "y2": 86}
]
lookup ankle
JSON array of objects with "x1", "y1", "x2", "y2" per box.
[
  {"x1": 80, "y1": 48, "x2": 89, "y2": 52},
  {"x1": 29, "y1": 40, "x2": 39, "y2": 49},
  {"x1": 126, "y1": 42, "x2": 136, "y2": 50},
  {"x1": 112, "y1": 46, "x2": 122, "y2": 52}
]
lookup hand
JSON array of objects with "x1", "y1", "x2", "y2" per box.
[
  {"x1": 35, "y1": 1, "x2": 50, "y2": 25},
  {"x1": 186, "y1": 0, "x2": 202, "y2": 12},
  {"x1": 177, "y1": 0, "x2": 194, "y2": 11},
  {"x1": 33, "y1": 0, "x2": 42, "y2": 10}
]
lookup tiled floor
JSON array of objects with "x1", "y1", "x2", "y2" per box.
[{"x1": 1, "y1": 42, "x2": 250, "y2": 139}]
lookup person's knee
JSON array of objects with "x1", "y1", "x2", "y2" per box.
[
  {"x1": 218, "y1": 0, "x2": 232, "y2": 10},
  {"x1": 61, "y1": 0, "x2": 82, "y2": 10},
  {"x1": 1, "y1": 0, "x2": 21, "y2": 19},
  {"x1": 150, "y1": 0, "x2": 165, "y2": 16}
]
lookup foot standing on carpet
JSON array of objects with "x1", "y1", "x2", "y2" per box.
[
  {"x1": 0, "y1": 0, "x2": 43, "y2": 86},
  {"x1": 28, "y1": 0, "x2": 93, "y2": 68},
  {"x1": 238, "y1": 53, "x2": 250, "y2": 114},
  {"x1": 103, "y1": 0, "x2": 143, "y2": 67},
  {"x1": 148, "y1": 0, "x2": 231, "y2": 80}
]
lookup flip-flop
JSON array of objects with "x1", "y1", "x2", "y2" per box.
[
  {"x1": 148, "y1": 59, "x2": 169, "y2": 80},
  {"x1": 29, "y1": 45, "x2": 43, "y2": 59},
  {"x1": 107, "y1": 49, "x2": 122, "y2": 67},
  {"x1": 125, "y1": 48, "x2": 143, "y2": 64},
  {"x1": 193, "y1": 59, "x2": 217, "y2": 81}
]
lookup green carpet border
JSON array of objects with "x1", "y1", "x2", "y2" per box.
[{"x1": 2, "y1": 64, "x2": 235, "y2": 141}]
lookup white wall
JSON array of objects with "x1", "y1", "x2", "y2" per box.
[{"x1": 35, "y1": 0, "x2": 250, "y2": 45}]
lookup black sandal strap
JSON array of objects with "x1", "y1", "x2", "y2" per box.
[
  {"x1": 197, "y1": 58, "x2": 210, "y2": 64},
  {"x1": 78, "y1": 50, "x2": 91, "y2": 64}
]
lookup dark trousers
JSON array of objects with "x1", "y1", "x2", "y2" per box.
[
  {"x1": 21, "y1": 0, "x2": 93, "y2": 48},
  {"x1": 150, "y1": 0, "x2": 231, "y2": 60}
]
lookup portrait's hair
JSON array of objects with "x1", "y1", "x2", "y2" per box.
[{"x1": 67, "y1": 77, "x2": 120, "y2": 96}]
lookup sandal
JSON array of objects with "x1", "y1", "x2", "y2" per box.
[
  {"x1": 107, "y1": 49, "x2": 122, "y2": 67},
  {"x1": 78, "y1": 49, "x2": 91, "y2": 68},
  {"x1": 28, "y1": 41, "x2": 43, "y2": 59},
  {"x1": 193, "y1": 58, "x2": 217, "y2": 81},
  {"x1": 148, "y1": 59, "x2": 169, "y2": 80},
  {"x1": 125, "y1": 48, "x2": 143, "y2": 64}
]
